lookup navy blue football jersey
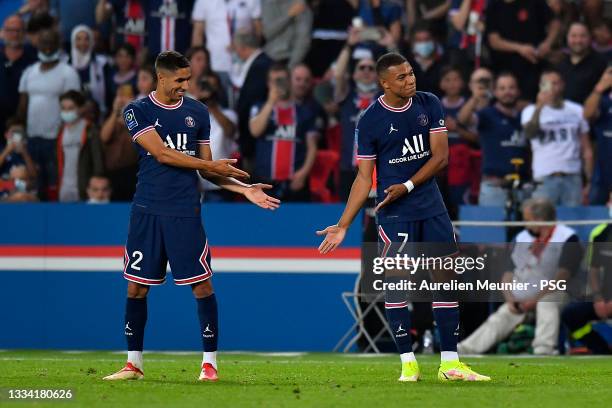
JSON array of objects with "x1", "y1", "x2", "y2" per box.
[
  {"x1": 123, "y1": 92, "x2": 210, "y2": 217},
  {"x1": 356, "y1": 92, "x2": 448, "y2": 223}
]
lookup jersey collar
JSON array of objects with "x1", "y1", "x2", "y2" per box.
[
  {"x1": 378, "y1": 95, "x2": 412, "y2": 112},
  {"x1": 149, "y1": 91, "x2": 183, "y2": 110}
]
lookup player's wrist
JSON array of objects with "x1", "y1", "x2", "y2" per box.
[{"x1": 402, "y1": 180, "x2": 414, "y2": 193}]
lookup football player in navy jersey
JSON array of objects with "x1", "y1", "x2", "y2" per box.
[
  {"x1": 317, "y1": 53, "x2": 490, "y2": 382},
  {"x1": 103, "y1": 51, "x2": 280, "y2": 382}
]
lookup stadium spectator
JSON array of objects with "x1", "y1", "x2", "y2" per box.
[
  {"x1": 199, "y1": 73, "x2": 239, "y2": 202},
  {"x1": 521, "y1": 69, "x2": 593, "y2": 206},
  {"x1": 86, "y1": 175, "x2": 112, "y2": 203},
  {"x1": 185, "y1": 46, "x2": 215, "y2": 101},
  {"x1": 0, "y1": 118, "x2": 37, "y2": 181},
  {"x1": 95, "y1": 0, "x2": 146, "y2": 54},
  {"x1": 56, "y1": 91, "x2": 104, "y2": 202},
  {"x1": 69, "y1": 24, "x2": 110, "y2": 116},
  {"x1": 192, "y1": 0, "x2": 263, "y2": 81},
  {"x1": 99, "y1": 93, "x2": 138, "y2": 201},
  {"x1": 407, "y1": 21, "x2": 446, "y2": 96},
  {"x1": 1, "y1": 164, "x2": 38, "y2": 202},
  {"x1": 562, "y1": 192, "x2": 612, "y2": 355},
  {"x1": 291, "y1": 63, "x2": 326, "y2": 140},
  {"x1": 303, "y1": 0, "x2": 354, "y2": 78},
  {"x1": 334, "y1": 28, "x2": 379, "y2": 200},
  {"x1": 0, "y1": 14, "x2": 36, "y2": 138},
  {"x1": 233, "y1": 30, "x2": 272, "y2": 172},
  {"x1": 18, "y1": 28, "x2": 80, "y2": 200},
  {"x1": 105, "y1": 43, "x2": 137, "y2": 112},
  {"x1": 558, "y1": 22, "x2": 607, "y2": 105},
  {"x1": 24, "y1": 10, "x2": 56, "y2": 48},
  {"x1": 467, "y1": 66, "x2": 494, "y2": 111},
  {"x1": 439, "y1": 65, "x2": 476, "y2": 215},
  {"x1": 358, "y1": 0, "x2": 402, "y2": 44},
  {"x1": 406, "y1": 0, "x2": 451, "y2": 43},
  {"x1": 447, "y1": 0, "x2": 487, "y2": 72},
  {"x1": 458, "y1": 197, "x2": 582, "y2": 355},
  {"x1": 249, "y1": 63, "x2": 319, "y2": 201},
  {"x1": 458, "y1": 72, "x2": 529, "y2": 206},
  {"x1": 261, "y1": 0, "x2": 313, "y2": 68},
  {"x1": 591, "y1": 19, "x2": 612, "y2": 59},
  {"x1": 584, "y1": 67, "x2": 612, "y2": 205},
  {"x1": 485, "y1": 0, "x2": 561, "y2": 100},
  {"x1": 135, "y1": 64, "x2": 156, "y2": 99}
]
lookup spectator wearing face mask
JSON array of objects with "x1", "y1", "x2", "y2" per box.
[
  {"x1": 86, "y1": 175, "x2": 112, "y2": 204},
  {"x1": 406, "y1": 22, "x2": 446, "y2": 96},
  {"x1": 1, "y1": 164, "x2": 38, "y2": 202},
  {"x1": 56, "y1": 90, "x2": 104, "y2": 203},
  {"x1": 17, "y1": 28, "x2": 80, "y2": 200},
  {"x1": 0, "y1": 118, "x2": 37, "y2": 181}
]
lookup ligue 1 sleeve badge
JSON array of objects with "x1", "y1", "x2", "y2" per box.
[{"x1": 185, "y1": 116, "x2": 195, "y2": 127}]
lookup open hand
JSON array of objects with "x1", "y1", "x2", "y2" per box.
[
  {"x1": 244, "y1": 183, "x2": 281, "y2": 210},
  {"x1": 374, "y1": 183, "x2": 408, "y2": 213},
  {"x1": 316, "y1": 225, "x2": 346, "y2": 254}
]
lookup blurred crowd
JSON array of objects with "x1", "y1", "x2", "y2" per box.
[{"x1": 0, "y1": 0, "x2": 611, "y2": 215}]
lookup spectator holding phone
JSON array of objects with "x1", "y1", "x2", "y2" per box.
[
  {"x1": 522, "y1": 69, "x2": 593, "y2": 206},
  {"x1": 0, "y1": 118, "x2": 37, "y2": 181}
]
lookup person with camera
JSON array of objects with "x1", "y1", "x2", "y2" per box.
[
  {"x1": 198, "y1": 73, "x2": 239, "y2": 202},
  {"x1": 458, "y1": 71, "x2": 529, "y2": 206},
  {"x1": 0, "y1": 118, "x2": 37, "y2": 182},
  {"x1": 522, "y1": 69, "x2": 593, "y2": 206},
  {"x1": 249, "y1": 63, "x2": 319, "y2": 201}
]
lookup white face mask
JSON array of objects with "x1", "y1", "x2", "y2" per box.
[
  {"x1": 88, "y1": 198, "x2": 110, "y2": 204},
  {"x1": 38, "y1": 50, "x2": 60, "y2": 63},
  {"x1": 60, "y1": 110, "x2": 79, "y2": 123}
]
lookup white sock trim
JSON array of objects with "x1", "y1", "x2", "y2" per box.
[
  {"x1": 203, "y1": 351, "x2": 217, "y2": 370},
  {"x1": 400, "y1": 352, "x2": 416, "y2": 363},
  {"x1": 440, "y1": 351, "x2": 459, "y2": 362},
  {"x1": 127, "y1": 351, "x2": 143, "y2": 370}
]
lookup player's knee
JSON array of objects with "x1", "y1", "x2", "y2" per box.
[
  {"x1": 192, "y1": 280, "x2": 213, "y2": 298},
  {"x1": 127, "y1": 282, "x2": 150, "y2": 298}
]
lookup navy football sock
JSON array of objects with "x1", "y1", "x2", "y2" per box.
[
  {"x1": 125, "y1": 297, "x2": 147, "y2": 351},
  {"x1": 385, "y1": 305, "x2": 413, "y2": 354},
  {"x1": 197, "y1": 294, "x2": 218, "y2": 352},
  {"x1": 432, "y1": 302, "x2": 460, "y2": 353}
]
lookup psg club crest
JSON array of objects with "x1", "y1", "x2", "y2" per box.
[
  {"x1": 417, "y1": 113, "x2": 429, "y2": 127},
  {"x1": 185, "y1": 116, "x2": 195, "y2": 128}
]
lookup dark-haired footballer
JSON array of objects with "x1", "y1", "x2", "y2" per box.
[
  {"x1": 317, "y1": 53, "x2": 490, "y2": 382},
  {"x1": 103, "y1": 51, "x2": 280, "y2": 382}
]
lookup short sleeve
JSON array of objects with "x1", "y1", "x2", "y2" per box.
[
  {"x1": 191, "y1": 0, "x2": 207, "y2": 21},
  {"x1": 18, "y1": 66, "x2": 29, "y2": 93},
  {"x1": 123, "y1": 103, "x2": 154, "y2": 142},
  {"x1": 426, "y1": 93, "x2": 447, "y2": 135},
  {"x1": 63, "y1": 65, "x2": 81, "y2": 93},
  {"x1": 355, "y1": 114, "x2": 376, "y2": 160},
  {"x1": 520, "y1": 105, "x2": 536, "y2": 127},
  {"x1": 197, "y1": 105, "x2": 211, "y2": 145},
  {"x1": 577, "y1": 108, "x2": 589, "y2": 134}
]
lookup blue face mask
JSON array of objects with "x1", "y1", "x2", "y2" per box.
[{"x1": 413, "y1": 41, "x2": 435, "y2": 58}]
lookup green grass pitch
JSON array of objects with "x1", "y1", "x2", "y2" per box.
[{"x1": 1, "y1": 351, "x2": 611, "y2": 407}]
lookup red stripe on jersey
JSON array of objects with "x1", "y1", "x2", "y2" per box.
[
  {"x1": 271, "y1": 105, "x2": 296, "y2": 180},
  {"x1": 125, "y1": 0, "x2": 144, "y2": 51}
]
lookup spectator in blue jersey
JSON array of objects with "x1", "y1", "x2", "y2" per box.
[
  {"x1": 405, "y1": 22, "x2": 446, "y2": 96},
  {"x1": 69, "y1": 24, "x2": 111, "y2": 117},
  {"x1": 333, "y1": 27, "x2": 380, "y2": 200},
  {"x1": 458, "y1": 71, "x2": 529, "y2": 206},
  {"x1": 291, "y1": 63, "x2": 326, "y2": 143},
  {"x1": 0, "y1": 14, "x2": 36, "y2": 138},
  {"x1": 439, "y1": 66, "x2": 477, "y2": 216},
  {"x1": 249, "y1": 63, "x2": 319, "y2": 201},
  {"x1": 105, "y1": 43, "x2": 137, "y2": 112},
  {"x1": 406, "y1": 0, "x2": 451, "y2": 43},
  {"x1": 0, "y1": 118, "x2": 37, "y2": 181},
  {"x1": 261, "y1": 0, "x2": 313, "y2": 68},
  {"x1": 56, "y1": 90, "x2": 104, "y2": 202},
  {"x1": 584, "y1": 67, "x2": 612, "y2": 205}
]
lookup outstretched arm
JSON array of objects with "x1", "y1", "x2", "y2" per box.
[{"x1": 317, "y1": 159, "x2": 374, "y2": 254}]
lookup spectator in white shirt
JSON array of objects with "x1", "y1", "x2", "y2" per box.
[
  {"x1": 521, "y1": 69, "x2": 594, "y2": 206},
  {"x1": 17, "y1": 28, "x2": 80, "y2": 200}
]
